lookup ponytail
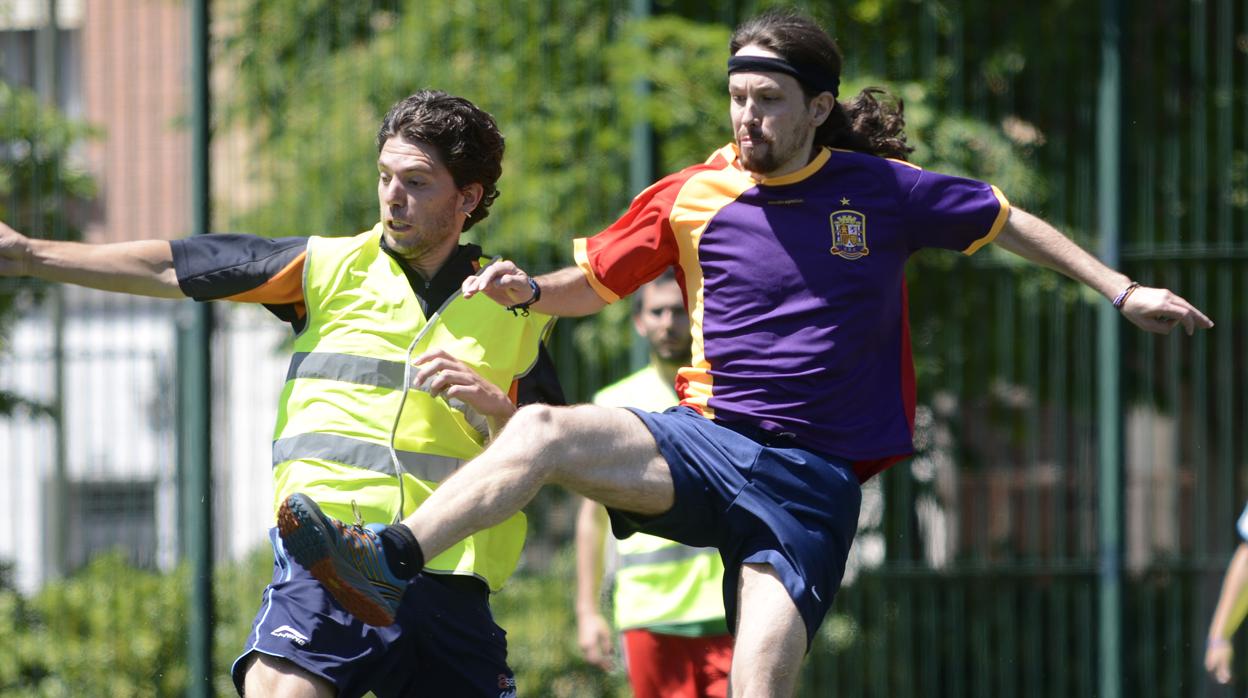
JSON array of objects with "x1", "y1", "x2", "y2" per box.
[{"x1": 817, "y1": 88, "x2": 913, "y2": 161}]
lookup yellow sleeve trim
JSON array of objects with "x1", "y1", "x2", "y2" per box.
[
  {"x1": 572, "y1": 237, "x2": 621, "y2": 304},
  {"x1": 962, "y1": 185, "x2": 1011, "y2": 256}
]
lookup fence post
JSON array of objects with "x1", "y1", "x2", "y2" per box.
[
  {"x1": 628, "y1": 0, "x2": 654, "y2": 371},
  {"x1": 35, "y1": 0, "x2": 70, "y2": 585},
  {"x1": 1096, "y1": 0, "x2": 1124, "y2": 695},
  {"x1": 183, "y1": 0, "x2": 215, "y2": 694}
]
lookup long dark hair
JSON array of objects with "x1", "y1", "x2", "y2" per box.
[{"x1": 730, "y1": 9, "x2": 913, "y2": 161}]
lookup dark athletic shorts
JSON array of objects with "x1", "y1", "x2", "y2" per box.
[
  {"x1": 609, "y1": 406, "x2": 862, "y2": 650},
  {"x1": 231, "y1": 528, "x2": 516, "y2": 698}
]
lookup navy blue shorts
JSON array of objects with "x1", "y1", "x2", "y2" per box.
[
  {"x1": 231, "y1": 528, "x2": 516, "y2": 698},
  {"x1": 608, "y1": 406, "x2": 861, "y2": 650}
]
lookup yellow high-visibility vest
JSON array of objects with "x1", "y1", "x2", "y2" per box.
[{"x1": 273, "y1": 226, "x2": 553, "y2": 591}]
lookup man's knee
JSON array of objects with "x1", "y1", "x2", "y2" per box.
[
  {"x1": 508, "y1": 402, "x2": 560, "y2": 435},
  {"x1": 505, "y1": 403, "x2": 599, "y2": 453}
]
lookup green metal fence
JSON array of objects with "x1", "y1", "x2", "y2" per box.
[{"x1": 1, "y1": 0, "x2": 1244, "y2": 695}]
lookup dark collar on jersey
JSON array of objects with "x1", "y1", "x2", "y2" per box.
[{"x1": 379, "y1": 237, "x2": 484, "y2": 316}]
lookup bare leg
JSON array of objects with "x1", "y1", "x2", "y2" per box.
[
  {"x1": 729, "y1": 563, "x2": 807, "y2": 698},
  {"x1": 405, "y1": 404, "x2": 674, "y2": 559},
  {"x1": 242, "y1": 654, "x2": 335, "y2": 698}
]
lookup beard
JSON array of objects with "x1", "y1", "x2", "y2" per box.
[
  {"x1": 736, "y1": 122, "x2": 813, "y2": 176},
  {"x1": 738, "y1": 144, "x2": 782, "y2": 174},
  {"x1": 382, "y1": 199, "x2": 460, "y2": 262}
]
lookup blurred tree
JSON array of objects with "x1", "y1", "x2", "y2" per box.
[{"x1": 0, "y1": 81, "x2": 96, "y2": 417}]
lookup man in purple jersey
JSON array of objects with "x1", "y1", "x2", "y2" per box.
[{"x1": 278, "y1": 10, "x2": 1213, "y2": 695}]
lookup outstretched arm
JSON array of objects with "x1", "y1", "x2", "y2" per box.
[
  {"x1": 994, "y1": 208, "x2": 1213, "y2": 335},
  {"x1": 462, "y1": 262, "x2": 607, "y2": 317},
  {"x1": 0, "y1": 220, "x2": 182, "y2": 298},
  {"x1": 1206, "y1": 543, "x2": 1248, "y2": 684}
]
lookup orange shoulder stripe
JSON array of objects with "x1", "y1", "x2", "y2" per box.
[{"x1": 223, "y1": 250, "x2": 307, "y2": 306}]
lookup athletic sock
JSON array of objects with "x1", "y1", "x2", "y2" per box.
[{"x1": 379, "y1": 524, "x2": 425, "y2": 580}]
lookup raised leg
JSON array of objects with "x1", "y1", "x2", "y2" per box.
[{"x1": 406, "y1": 403, "x2": 675, "y2": 558}]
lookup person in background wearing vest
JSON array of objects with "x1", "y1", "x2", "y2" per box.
[
  {"x1": 576, "y1": 270, "x2": 734, "y2": 698},
  {"x1": 1205, "y1": 502, "x2": 1248, "y2": 685},
  {"x1": 0, "y1": 90, "x2": 561, "y2": 698}
]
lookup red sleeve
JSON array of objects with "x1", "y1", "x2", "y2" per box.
[{"x1": 573, "y1": 172, "x2": 691, "y2": 303}]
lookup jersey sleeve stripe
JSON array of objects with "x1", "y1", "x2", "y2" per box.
[
  {"x1": 961, "y1": 185, "x2": 1011, "y2": 256},
  {"x1": 573, "y1": 237, "x2": 622, "y2": 304},
  {"x1": 222, "y1": 250, "x2": 308, "y2": 304}
]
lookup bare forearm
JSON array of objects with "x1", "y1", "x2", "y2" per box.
[
  {"x1": 575, "y1": 497, "x2": 609, "y2": 615},
  {"x1": 28, "y1": 238, "x2": 183, "y2": 298},
  {"x1": 994, "y1": 207, "x2": 1213, "y2": 335},
  {"x1": 532, "y1": 267, "x2": 609, "y2": 317},
  {"x1": 1210, "y1": 545, "x2": 1248, "y2": 641},
  {"x1": 463, "y1": 261, "x2": 608, "y2": 317},
  {"x1": 994, "y1": 207, "x2": 1130, "y2": 301}
]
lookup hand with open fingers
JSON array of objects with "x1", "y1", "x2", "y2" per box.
[
  {"x1": 0, "y1": 221, "x2": 33, "y2": 277},
  {"x1": 1119, "y1": 286, "x2": 1214, "y2": 335},
  {"x1": 460, "y1": 258, "x2": 534, "y2": 308},
  {"x1": 410, "y1": 349, "x2": 516, "y2": 422},
  {"x1": 1205, "y1": 638, "x2": 1233, "y2": 684},
  {"x1": 577, "y1": 611, "x2": 615, "y2": 671}
]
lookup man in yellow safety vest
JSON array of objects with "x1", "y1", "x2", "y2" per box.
[{"x1": 0, "y1": 90, "x2": 559, "y2": 698}]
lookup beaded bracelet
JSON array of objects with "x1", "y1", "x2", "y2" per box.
[{"x1": 1111, "y1": 281, "x2": 1141, "y2": 309}]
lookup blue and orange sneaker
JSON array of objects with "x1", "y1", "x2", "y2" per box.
[{"x1": 277, "y1": 493, "x2": 405, "y2": 626}]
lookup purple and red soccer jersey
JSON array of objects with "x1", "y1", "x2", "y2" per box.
[{"x1": 575, "y1": 144, "x2": 1010, "y2": 481}]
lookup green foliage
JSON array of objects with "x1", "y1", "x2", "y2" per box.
[
  {"x1": 222, "y1": 1, "x2": 633, "y2": 258},
  {"x1": 0, "y1": 549, "x2": 271, "y2": 696},
  {"x1": 0, "y1": 82, "x2": 97, "y2": 227},
  {"x1": 0, "y1": 547, "x2": 622, "y2": 696},
  {"x1": 494, "y1": 548, "x2": 629, "y2": 697},
  {"x1": 607, "y1": 16, "x2": 733, "y2": 171},
  {"x1": 221, "y1": 0, "x2": 399, "y2": 144},
  {"x1": 0, "y1": 81, "x2": 96, "y2": 417},
  {"x1": 0, "y1": 553, "x2": 189, "y2": 696}
]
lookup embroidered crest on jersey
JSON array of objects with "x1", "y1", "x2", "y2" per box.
[{"x1": 829, "y1": 210, "x2": 869, "y2": 260}]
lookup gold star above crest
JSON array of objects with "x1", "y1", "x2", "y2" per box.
[{"x1": 840, "y1": 197, "x2": 850, "y2": 206}]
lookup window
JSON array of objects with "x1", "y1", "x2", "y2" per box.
[{"x1": 64, "y1": 479, "x2": 157, "y2": 571}]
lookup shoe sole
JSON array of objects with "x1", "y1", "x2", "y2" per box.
[{"x1": 277, "y1": 495, "x2": 397, "y2": 627}]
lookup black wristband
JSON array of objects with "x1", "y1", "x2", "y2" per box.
[{"x1": 505, "y1": 277, "x2": 541, "y2": 317}]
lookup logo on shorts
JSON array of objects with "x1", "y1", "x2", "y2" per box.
[
  {"x1": 829, "y1": 210, "x2": 869, "y2": 260},
  {"x1": 270, "y1": 624, "x2": 309, "y2": 646},
  {"x1": 497, "y1": 673, "x2": 517, "y2": 698}
]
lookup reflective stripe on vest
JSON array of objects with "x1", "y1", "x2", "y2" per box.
[
  {"x1": 273, "y1": 432, "x2": 463, "y2": 482},
  {"x1": 286, "y1": 352, "x2": 489, "y2": 437},
  {"x1": 619, "y1": 545, "x2": 718, "y2": 569}
]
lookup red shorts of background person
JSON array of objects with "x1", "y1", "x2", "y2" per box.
[{"x1": 622, "y1": 629, "x2": 735, "y2": 698}]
